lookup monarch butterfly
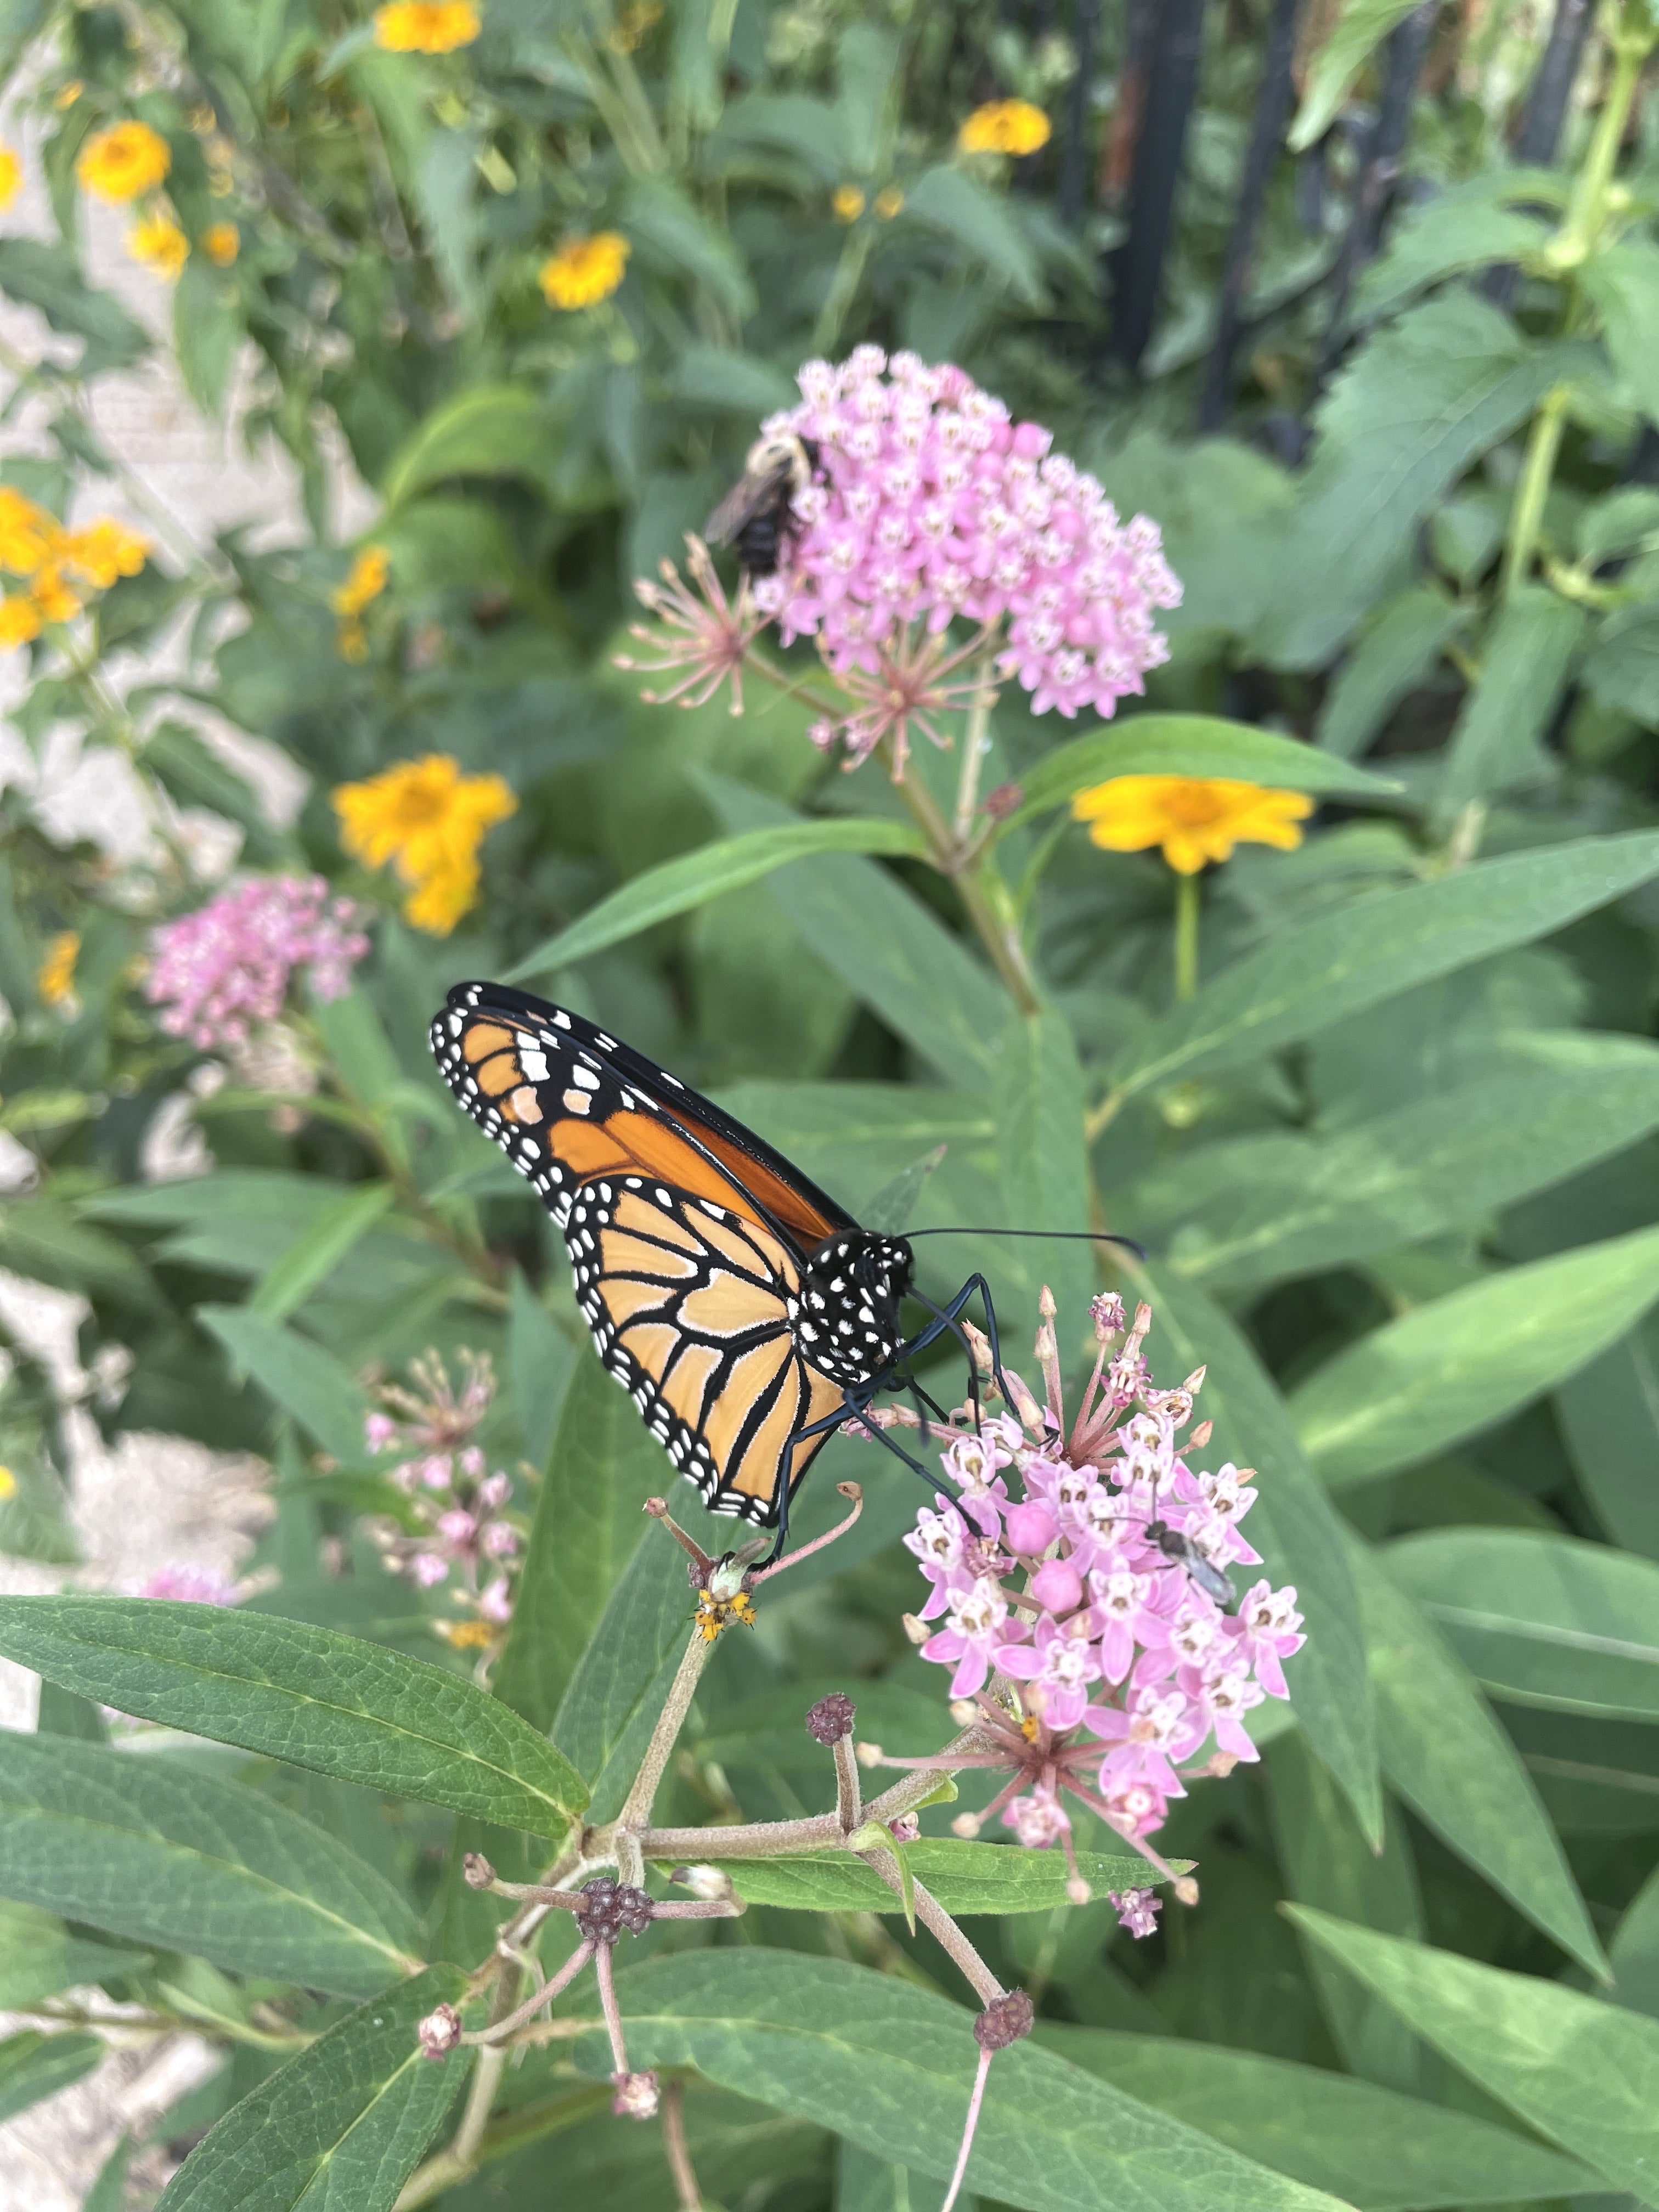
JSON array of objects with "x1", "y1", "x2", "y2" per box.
[{"x1": 429, "y1": 981, "x2": 1003, "y2": 1552}]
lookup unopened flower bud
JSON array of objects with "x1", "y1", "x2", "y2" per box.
[
  {"x1": 856, "y1": 1740, "x2": 884, "y2": 1767},
  {"x1": 974, "y1": 1990, "x2": 1034, "y2": 2051},
  {"x1": 1004, "y1": 1501, "x2": 1057, "y2": 1556},
  {"x1": 949, "y1": 1699, "x2": 978, "y2": 1726},
  {"x1": 983, "y1": 780, "x2": 1024, "y2": 820},
  {"x1": 669, "y1": 1864, "x2": 733, "y2": 1900},
  {"x1": 437, "y1": 1509, "x2": 476, "y2": 1546},
  {"x1": 951, "y1": 1812, "x2": 983, "y2": 1839},
  {"x1": 417, "y1": 2002, "x2": 462, "y2": 2059},
  {"x1": 612, "y1": 2069, "x2": 659, "y2": 2119},
  {"x1": 575, "y1": 1876, "x2": 653, "y2": 1944},
  {"x1": 1188, "y1": 1420, "x2": 1213, "y2": 1451},
  {"x1": 888, "y1": 1811, "x2": 919, "y2": 1842},
  {"x1": 805, "y1": 1691, "x2": 856, "y2": 1745},
  {"x1": 1066, "y1": 1875, "x2": 1091, "y2": 1906},
  {"x1": 462, "y1": 1852, "x2": 496, "y2": 1889},
  {"x1": 1173, "y1": 1876, "x2": 1199, "y2": 1906},
  {"x1": 900, "y1": 1612, "x2": 930, "y2": 1646},
  {"x1": 459, "y1": 1446, "x2": 486, "y2": 1479},
  {"x1": 1030, "y1": 1557, "x2": 1082, "y2": 1614},
  {"x1": 478, "y1": 1470, "x2": 512, "y2": 1508}
]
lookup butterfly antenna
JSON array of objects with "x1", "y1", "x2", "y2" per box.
[{"x1": 906, "y1": 1227, "x2": 1147, "y2": 1260}]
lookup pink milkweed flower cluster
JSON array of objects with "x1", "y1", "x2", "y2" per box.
[
  {"x1": 758, "y1": 346, "x2": 1181, "y2": 750},
  {"x1": 146, "y1": 875, "x2": 369, "y2": 1051},
  {"x1": 362, "y1": 1350, "x2": 523, "y2": 1641},
  {"x1": 884, "y1": 1290, "x2": 1301, "y2": 1903}
]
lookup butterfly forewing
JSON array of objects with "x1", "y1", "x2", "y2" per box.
[{"x1": 429, "y1": 981, "x2": 857, "y2": 1525}]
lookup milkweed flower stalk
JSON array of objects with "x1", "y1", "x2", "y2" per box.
[
  {"x1": 618, "y1": 350, "x2": 1181, "y2": 1014},
  {"x1": 362, "y1": 1351, "x2": 526, "y2": 1652},
  {"x1": 864, "y1": 1288, "x2": 1302, "y2": 1897}
]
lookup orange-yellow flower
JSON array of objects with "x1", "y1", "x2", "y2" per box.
[
  {"x1": 202, "y1": 221, "x2": 239, "y2": 266},
  {"x1": 958, "y1": 99, "x2": 1051, "y2": 156},
  {"x1": 28, "y1": 566, "x2": 82, "y2": 624},
  {"x1": 126, "y1": 210, "x2": 189, "y2": 279},
  {"x1": 832, "y1": 184, "x2": 866, "y2": 223},
  {"x1": 333, "y1": 754, "x2": 516, "y2": 936},
  {"x1": 332, "y1": 544, "x2": 390, "y2": 618},
  {"x1": 373, "y1": 1, "x2": 481, "y2": 52},
  {"x1": 1070, "y1": 775, "x2": 1313, "y2": 876},
  {"x1": 0, "y1": 146, "x2": 21, "y2": 212},
  {"x1": 76, "y1": 119, "x2": 171, "y2": 202},
  {"x1": 0, "y1": 596, "x2": 42, "y2": 649},
  {"x1": 37, "y1": 931, "x2": 79, "y2": 1008},
  {"x1": 61, "y1": 518, "x2": 148, "y2": 589},
  {"x1": 539, "y1": 232, "x2": 629, "y2": 309},
  {"x1": 0, "y1": 488, "x2": 60, "y2": 575}
]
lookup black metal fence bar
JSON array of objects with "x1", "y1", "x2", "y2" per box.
[{"x1": 1107, "y1": 0, "x2": 1209, "y2": 371}]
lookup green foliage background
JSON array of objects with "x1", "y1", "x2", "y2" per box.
[{"x1": 3, "y1": 0, "x2": 1659, "y2": 2205}]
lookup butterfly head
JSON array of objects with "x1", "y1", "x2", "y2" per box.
[{"x1": 796, "y1": 1230, "x2": 913, "y2": 1390}]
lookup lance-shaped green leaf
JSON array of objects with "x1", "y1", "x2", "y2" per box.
[
  {"x1": 156, "y1": 1964, "x2": 469, "y2": 2212},
  {"x1": 0, "y1": 1899, "x2": 144, "y2": 2011},
  {"x1": 506, "y1": 820, "x2": 928, "y2": 982},
  {"x1": 0, "y1": 2030, "x2": 103, "y2": 2125},
  {"x1": 1135, "y1": 1266, "x2": 1380, "y2": 1842},
  {"x1": 200, "y1": 1306, "x2": 374, "y2": 1465},
  {"x1": 1290, "y1": 0, "x2": 1430, "y2": 148},
  {"x1": 604, "y1": 1949, "x2": 1350, "y2": 2212},
  {"x1": 996, "y1": 1007, "x2": 1091, "y2": 1328},
  {"x1": 0, "y1": 1598, "x2": 587, "y2": 1838},
  {"x1": 1039, "y1": 2023, "x2": 1596, "y2": 2209},
  {"x1": 1006, "y1": 714, "x2": 1397, "y2": 829},
  {"x1": 1110, "y1": 831, "x2": 1659, "y2": 1102},
  {"x1": 675, "y1": 1838, "x2": 1181, "y2": 1915},
  {"x1": 1132, "y1": 1040, "x2": 1659, "y2": 1293},
  {"x1": 494, "y1": 1346, "x2": 669, "y2": 1735},
  {"x1": 249, "y1": 1184, "x2": 395, "y2": 1323},
  {"x1": 1285, "y1": 1908, "x2": 1659, "y2": 2207},
  {"x1": 1291, "y1": 1224, "x2": 1659, "y2": 1488},
  {"x1": 552, "y1": 1526, "x2": 695, "y2": 1820},
  {"x1": 1384, "y1": 1529, "x2": 1659, "y2": 1723},
  {"x1": 1432, "y1": 589, "x2": 1585, "y2": 830},
  {"x1": 1556, "y1": 1313, "x2": 1659, "y2": 1560},
  {"x1": 707, "y1": 777, "x2": 1004, "y2": 1086},
  {"x1": 1314, "y1": 586, "x2": 1469, "y2": 759},
  {"x1": 0, "y1": 1733, "x2": 424, "y2": 1998},
  {"x1": 1347, "y1": 1540, "x2": 1606, "y2": 1978}
]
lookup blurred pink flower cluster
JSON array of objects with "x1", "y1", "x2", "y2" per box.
[
  {"x1": 362, "y1": 1351, "x2": 523, "y2": 1644},
  {"x1": 146, "y1": 874, "x2": 369, "y2": 1051},
  {"x1": 758, "y1": 347, "x2": 1181, "y2": 741},
  {"x1": 894, "y1": 1291, "x2": 1301, "y2": 1900}
]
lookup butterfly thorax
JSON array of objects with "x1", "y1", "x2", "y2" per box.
[{"x1": 791, "y1": 1230, "x2": 913, "y2": 1390}]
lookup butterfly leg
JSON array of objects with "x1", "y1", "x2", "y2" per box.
[
  {"x1": 901, "y1": 1273, "x2": 1015, "y2": 1435},
  {"x1": 758, "y1": 1392, "x2": 963, "y2": 1566}
]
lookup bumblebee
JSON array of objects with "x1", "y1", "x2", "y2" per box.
[{"x1": 706, "y1": 431, "x2": 821, "y2": 578}]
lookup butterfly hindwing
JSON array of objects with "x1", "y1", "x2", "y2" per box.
[{"x1": 428, "y1": 981, "x2": 855, "y2": 1525}]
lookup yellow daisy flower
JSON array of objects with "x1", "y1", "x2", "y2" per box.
[
  {"x1": 0, "y1": 1466, "x2": 15, "y2": 1502},
  {"x1": 832, "y1": 184, "x2": 866, "y2": 222},
  {"x1": 61, "y1": 518, "x2": 149, "y2": 589},
  {"x1": 202, "y1": 221, "x2": 240, "y2": 266},
  {"x1": 1071, "y1": 775, "x2": 1313, "y2": 876},
  {"x1": 373, "y1": 1, "x2": 482, "y2": 52},
  {"x1": 76, "y1": 120, "x2": 171, "y2": 202},
  {"x1": 0, "y1": 596, "x2": 42, "y2": 649},
  {"x1": 332, "y1": 544, "x2": 390, "y2": 618},
  {"x1": 958, "y1": 99, "x2": 1051, "y2": 157},
  {"x1": 28, "y1": 566, "x2": 82, "y2": 624},
  {"x1": 0, "y1": 146, "x2": 21, "y2": 212},
  {"x1": 37, "y1": 931, "x2": 79, "y2": 1008},
  {"x1": 539, "y1": 232, "x2": 630, "y2": 309},
  {"x1": 0, "y1": 488, "x2": 60, "y2": 575},
  {"x1": 126, "y1": 210, "x2": 189, "y2": 280},
  {"x1": 332, "y1": 754, "x2": 516, "y2": 936}
]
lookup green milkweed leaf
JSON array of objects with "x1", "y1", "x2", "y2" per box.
[
  {"x1": 1314, "y1": 587, "x2": 1469, "y2": 759},
  {"x1": 1384, "y1": 1529, "x2": 1659, "y2": 1723},
  {"x1": 506, "y1": 821, "x2": 928, "y2": 982},
  {"x1": 552, "y1": 1526, "x2": 695, "y2": 1819},
  {"x1": 200, "y1": 1305, "x2": 374, "y2": 1465},
  {"x1": 1556, "y1": 1314, "x2": 1659, "y2": 1560},
  {"x1": 1347, "y1": 1540, "x2": 1606, "y2": 1978},
  {"x1": 0, "y1": 1899, "x2": 144, "y2": 2011},
  {"x1": 0, "y1": 2030, "x2": 103, "y2": 2125},
  {"x1": 676, "y1": 1838, "x2": 1178, "y2": 1915},
  {"x1": 1290, "y1": 0, "x2": 1434, "y2": 148},
  {"x1": 249, "y1": 1184, "x2": 396, "y2": 1324},
  {"x1": 0, "y1": 1733, "x2": 424, "y2": 1997},
  {"x1": 381, "y1": 383, "x2": 557, "y2": 506},
  {"x1": 494, "y1": 1347, "x2": 669, "y2": 1736},
  {"x1": 1111, "y1": 831, "x2": 1659, "y2": 1102},
  {"x1": 0, "y1": 1598, "x2": 588, "y2": 1837},
  {"x1": 603, "y1": 1949, "x2": 1352, "y2": 2212},
  {"x1": 156, "y1": 1965, "x2": 469, "y2": 2212},
  {"x1": 1433, "y1": 589, "x2": 1585, "y2": 829},
  {"x1": 1008, "y1": 714, "x2": 1400, "y2": 828},
  {"x1": 1284, "y1": 1908, "x2": 1659, "y2": 2207},
  {"x1": 1290, "y1": 1223, "x2": 1659, "y2": 1488},
  {"x1": 1039, "y1": 2022, "x2": 1596, "y2": 2209}
]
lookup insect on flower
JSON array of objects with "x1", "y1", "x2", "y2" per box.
[{"x1": 706, "y1": 430, "x2": 823, "y2": 579}]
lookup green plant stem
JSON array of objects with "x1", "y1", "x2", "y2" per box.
[
  {"x1": 1173, "y1": 871, "x2": 1201, "y2": 1002},
  {"x1": 1502, "y1": 2, "x2": 1657, "y2": 599},
  {"x1": 891, "y1": 759, "x2": 1041, "y2": 1015},
  {"x1": 610, "y1": 1623, "x2": 718, "y2": 1881},
  {"x1": 812, "y1": 227, "x2": 874, "y2": 358},
  {"x1": 952, "y1": 646, "x2": 998, "y2": 843}
]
